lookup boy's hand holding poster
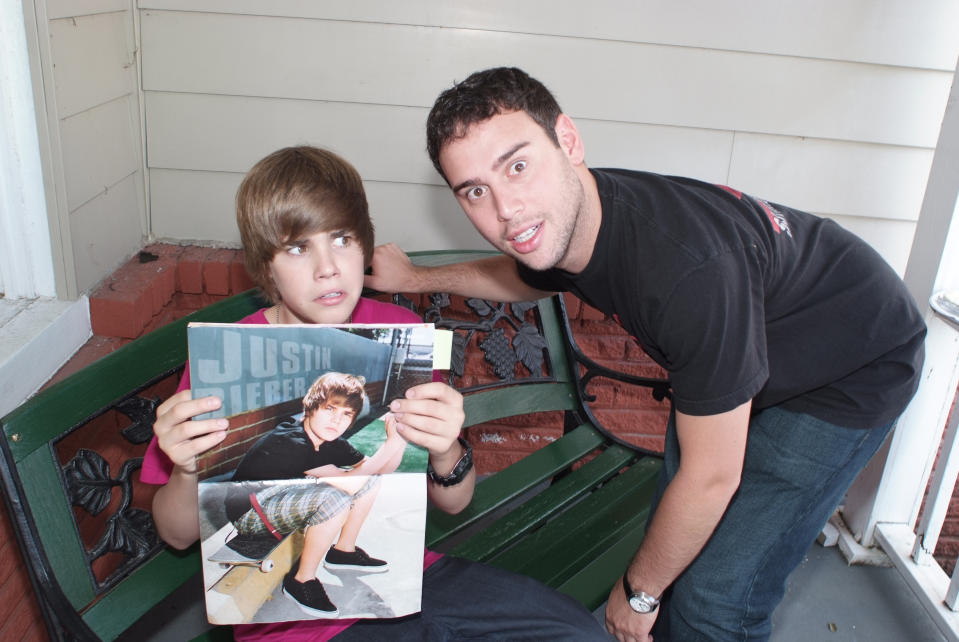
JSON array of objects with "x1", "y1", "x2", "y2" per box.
[{"x1": 188, "y1": 322, "x2": 438, "y2": 625}]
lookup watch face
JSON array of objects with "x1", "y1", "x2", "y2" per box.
[{"x1": 629, "y1": 595, "x2": 654, "y2": 613}]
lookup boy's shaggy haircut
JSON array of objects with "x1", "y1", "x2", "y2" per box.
[
  {"x1": 426, "y1": 67, "x2": 563, "y2": 183},
  {"x1": 236, "y1": 146, "x2": 375, "y2": 302},
  {"x1": 302, "y1": 372, "x2": 368, "y2": 422}
]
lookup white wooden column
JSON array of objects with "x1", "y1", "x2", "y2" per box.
[
  {"x1": 0, "y1": 0, "x2": 55, "y2": 299},
  {"x1": 843, "y1": 54, "x2": 959, "y2": 546}
]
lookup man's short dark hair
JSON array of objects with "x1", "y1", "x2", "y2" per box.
[{"x1": 426, "y1": 67, "x2": 562, "y2": 182}]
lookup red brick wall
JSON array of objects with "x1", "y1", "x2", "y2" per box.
[{"x1": 88, "y1": 243, "x2": 255, "y2": 339}]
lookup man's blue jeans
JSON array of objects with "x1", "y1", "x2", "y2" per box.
[{"x1": 651, "y1": 406, "x2": 894, "y2": 641}]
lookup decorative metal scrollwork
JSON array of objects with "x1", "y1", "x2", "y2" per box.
[
  {"x1": 63, "y1": 449, "x2": 159, "y2": 571},
  {"x1": 115, "y1": 395, "x2": 161, "y2": 444},
  {"x1": 397, "y1": 292, "x2": 550, "y2": 384}
]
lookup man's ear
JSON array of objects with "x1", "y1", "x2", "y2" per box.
[{"x1": 554, "y1": 113, "x2": 586, "y2": 165}]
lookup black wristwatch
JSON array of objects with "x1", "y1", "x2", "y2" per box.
[
  {"x1": 427, "y1": 437, "x2": 473, "y2": 487},
  {"x1": 623, "y1": 575, "x2": 660, "y2": 614}
]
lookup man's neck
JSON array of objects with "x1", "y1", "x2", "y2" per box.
[{"x1": 560, "y1": 164, "x2": 602, "y2": 274}]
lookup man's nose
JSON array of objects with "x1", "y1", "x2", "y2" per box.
[{"x1": 495, "y1": 192, "x2": 522, "y2": 222}]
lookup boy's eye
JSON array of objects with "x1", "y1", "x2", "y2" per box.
[
  {"x1": 332, "y1": 234, "x2": 352, "y2": 249},
  {"x1": 509, "y1": 160, "x2": 527, "y2": 175},
  {"x1": 285, "y1": 244, "x2": 307, "y2": 256},
  {"x1": 465, "y1": 185, "x2": 487, "y2": 202}
]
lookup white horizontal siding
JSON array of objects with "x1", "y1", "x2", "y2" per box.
[
  {"x1": 61, "y1": 95, "x2": 140, "y2": 212},
  {"x1": 137, "y1": 2, "x2": 955, "y2": 273},
  {"x1": 148, "y1": 170, "x2": 242, "y2": 243},
  {"x1": 145, "y1": 92, "x2": 740, "y2": 185},
  {"x1": 145, "y1": 92, "x2": 434, "y2": 184},
  {"x1": 41, "y1": 5, "x2": 147, "y2": 293},
  {"x1": 140, "y1": 10, "x2": 951, "y2": 148},
  {"x1": 69, "y1": 173, "x2": 145, "y2": 290},
  {"x1": 49, "y1": 10, "x2": 136, "y2": 118},
  {"x1": 570, "y1": 120, "x2": 734, "y2": 183},
  {"x1": 47, "y1": 0, "x2": 129, "y2": 20},
  {"x1": 149, "y1": 169, "x2": 483, "y2": 252},
  {"x1": 139, "y1": 0, "x2": 959, "y2": 70},
  {"x1": 727, "y1": 134, "x2": 933, "y2": 222}
]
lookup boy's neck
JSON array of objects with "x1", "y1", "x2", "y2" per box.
[{"x1": 269, "y1": 303, "x2": 353, "y2": 325}]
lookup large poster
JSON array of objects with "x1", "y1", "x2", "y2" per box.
[{"x1": 188, "y1": 323, "x2": 435, "y2": 625}]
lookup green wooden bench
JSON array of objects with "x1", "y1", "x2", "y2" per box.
[{"x1": 0, "y1": 250, "x2": 668, "y2": 640}]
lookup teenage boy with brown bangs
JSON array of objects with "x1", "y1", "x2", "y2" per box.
[{"x1": 141, "y1": 146, "x2": 610, "y2": 640}]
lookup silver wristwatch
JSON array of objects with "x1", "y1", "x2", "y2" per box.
[{"x1": 623, "y1": 575, "x2": 660, "y2": 614}]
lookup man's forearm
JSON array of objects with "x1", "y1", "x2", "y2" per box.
[
  {"x1": 367, "y1": 245, "x2": 551, "y2": 302},
  {"x1": 625, "y1": 403, "x2": 750, "y2": 596},
  {"x1": 626, "y1": 468, "x2": 733, "y2": 597},
  {"x1": 419, "y1": 256, "x2": 548, "y2": 301}
]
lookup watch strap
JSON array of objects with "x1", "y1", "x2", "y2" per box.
[
  {"x1": 427, "y1": 437, "x2": 473, "y2": 487},
  {"x1": 623, "y1": 575, "x2": 660, "y2": 612}
]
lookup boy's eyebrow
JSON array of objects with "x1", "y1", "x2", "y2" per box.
[{"x1": 450, "y1": 141, "x2": 530, "y2": 194}]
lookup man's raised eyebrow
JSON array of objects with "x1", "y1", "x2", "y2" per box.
[
  {"x1": 494, "y1": 142, "x2": 529, "y2": 170},
  {"x1": 451, "y1": 142, "x2": 530, "y2": 194}
]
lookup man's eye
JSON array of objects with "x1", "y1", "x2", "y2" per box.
[
  {"x1": 466, "y1": 186, "x2": 487, "y2": 201},
  {"x1": 509, "y1": 160, "x2": 527, "y2": 175}
]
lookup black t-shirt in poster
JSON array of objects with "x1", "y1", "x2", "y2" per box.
[
  {"x1": 518, "y1": 168, "x2": 925, "y2": 429},
  {"x1": 232, "y1": 418, "x2": 366, "y2": 482}
]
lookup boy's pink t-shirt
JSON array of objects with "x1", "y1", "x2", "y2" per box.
[{"x1": 140, "y1": 297, "x2": 443, "y2": 641}]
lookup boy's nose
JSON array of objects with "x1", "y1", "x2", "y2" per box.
[{"x1": 313, "y1": 250, "x2": 339, "y2": 279}]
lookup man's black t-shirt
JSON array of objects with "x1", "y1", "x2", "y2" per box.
[
  {"x1": 232, "y1": 418, "x2": 365, "y2": 482},
  {"x1": 518, "y1": 169, "x2": 925, "y2": 429}
]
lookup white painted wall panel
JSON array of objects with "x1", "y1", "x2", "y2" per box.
[
  {"x1": 48, "y1": 0, "x2": 129, "y2": 20},
  {"x1": 575, "y1": 120, "x2": 733, "y2": 184},
  {"x1": 140, "y1": 0, "x2": 959, "y2": 70},
  {"x1": 70, "y1": 173, "x2": 145, "y2": 291},
  {"x1": 139, "y1": 10, "x2": 952, "y2": 147},
  {"x1": 49, "y1": 10, "x2": 135, "y2": 117},
  {"x1": 145, "y1": 92, "x2": 435, "y2": 184},
  {"x1": 727, "y1": 134, "x2": 933, "y2": 222},
  {"x1": 137, "y1": 2, "x2": 955, "y2": 275},
  {"x1": 145, "y1": 92, "x2": 737, "y2": 186},
  {"x1": 60, "y1": 96, "x2": 140, "y2": 211},
  {"x1": 148, "y1": 169, "x2": 241, "y2": 242},
  {"x1": 365, "y1": 182, "x2": 484, "y2": 252},
  {"x1": 149, "y1": 169, "x2": 485, "y2": 251}
]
